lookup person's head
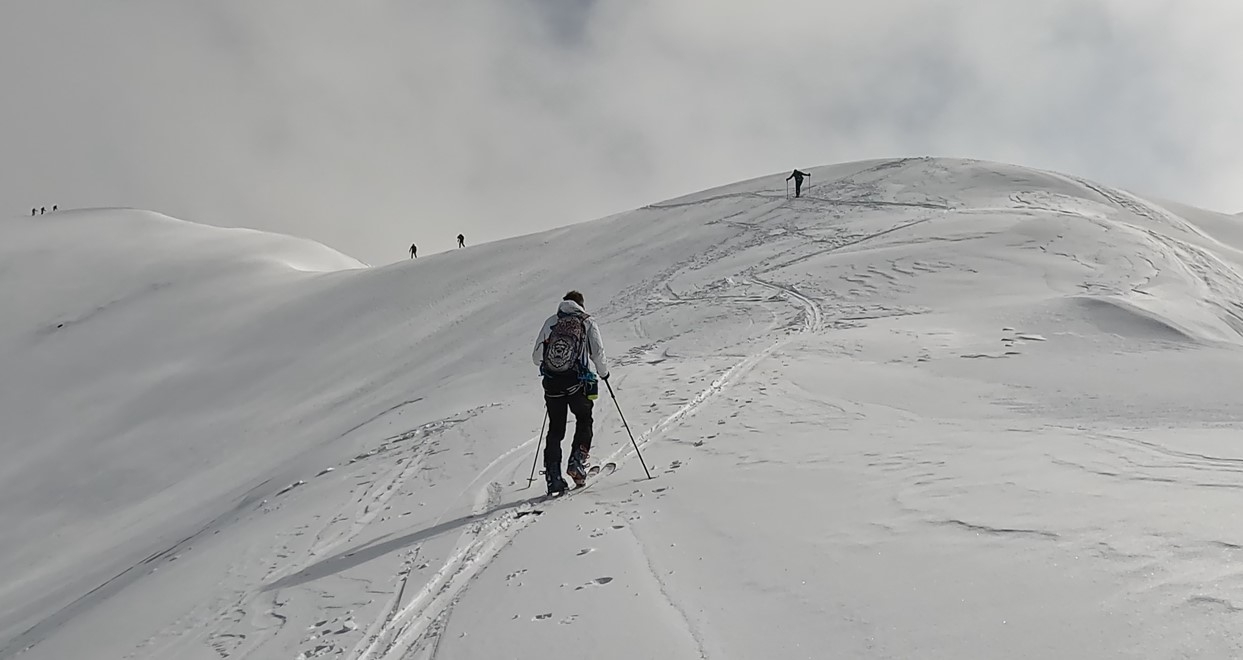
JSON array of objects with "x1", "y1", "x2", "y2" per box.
[{"x1": 563, "y1": 290, "x2": 584, "y2": 307}]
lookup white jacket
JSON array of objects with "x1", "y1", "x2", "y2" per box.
[{"x1": 532, "y1": 300, "x2": 609, "y2": 378}]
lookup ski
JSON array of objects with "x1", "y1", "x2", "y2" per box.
[
  {"x1": 586, "y1": 461, "x2": 617, "y2": 478},
  {"x1": 570, "y1": 461, "x2": 617, "y2": 492}
]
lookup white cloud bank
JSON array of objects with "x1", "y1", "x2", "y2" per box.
[{"x1": 2, "y1": 0, "x2": 1241, "y2": 263}]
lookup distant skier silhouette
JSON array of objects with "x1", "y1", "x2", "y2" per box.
[
  {"x1": 786, "y1": 169, "x2": 810, "y2": 198},
  {"x1": 31, "y1": 208, "x2": 36, "y2": 216},
  {"x1": 40, "y1": 207, "x2": 45, "y2": 215},
  {"x1": 457, "y1": 234, "x2": 465, "y2": 248},
  {"x1": 52, "y1": 205, "x2": 57, "y2": 212},
  {"x1": 410, "y1": 243, "x2": 417, "y2": 259}
]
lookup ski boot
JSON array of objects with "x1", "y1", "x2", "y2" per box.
[
  {"x1": 546, "y1": 471, "x2": 569, "y2": 497},
  {"x1": 566, "y1": 449, "x2": 590, "y2": 489}
]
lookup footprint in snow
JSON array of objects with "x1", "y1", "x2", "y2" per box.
[
  {"x1": 534, "y1": 613, "x2": 554, "y2": 621},
  {"x1": 576, "y1": 548, "x2": 595, "y2": 556},
  {"x1": 295, "y1": 643, "x2": 336, "y2": 659},
  {"x1": 575, "y1": 576, "x2": 615, "y2": 590}
]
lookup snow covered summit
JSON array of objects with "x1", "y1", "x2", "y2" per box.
[{"x1": 5, "y1": 158, "x2": 1243, "y2": 659}]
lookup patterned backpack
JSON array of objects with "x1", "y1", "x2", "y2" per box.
[{"x1": 542, "y1": 313, "x2": 588, "y2": 379}]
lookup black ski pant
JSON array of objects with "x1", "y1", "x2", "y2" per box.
[
  {"x1": 544, "y1": 390, "x2": 593, "y2": 476},
  {"x1": 794, "y1": 180, "x2": 803, "y2": 197}
]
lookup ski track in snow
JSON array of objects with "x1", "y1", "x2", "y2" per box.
[
  {"x1": 300, "y1": 409, "x2": 496, "y2": 563},
  {"x1": 119, "y1": 407, "x2": 498, "y2": 660},
  {"x1": 349, "y1": 482, "x2": 530, "y2": 660}
]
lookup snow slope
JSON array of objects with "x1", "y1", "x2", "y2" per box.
[{"x1": 6, "y1": 158, "x2": 1243, "y2": 659}]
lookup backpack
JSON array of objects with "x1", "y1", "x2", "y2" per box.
[{"x1": 541, "y1": 313, "x2": 588, "y2": 379}]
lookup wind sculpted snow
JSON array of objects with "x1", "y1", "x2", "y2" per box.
[{"x1": 5, "y1": 158, "x2": 1243, "y2": 658}]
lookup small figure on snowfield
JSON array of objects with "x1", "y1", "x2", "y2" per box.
[
  {"x1": 533, "y1": 290, "x2": 610, "y2": 495},
  {"x1": 410, "y1": 243, "x2": 417, "y2": 259},
  {"x1": 786, "y1": 169, "x2": 810, "y2": 198},
  {"x1": 457, "y1": 233, "x2": 465, "y2": 248}
]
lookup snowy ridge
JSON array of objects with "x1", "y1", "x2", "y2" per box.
[{"x1": 7, "y1": 157, "x2": 1243, "y2": 658}]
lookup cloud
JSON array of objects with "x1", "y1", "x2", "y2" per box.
[{"x1": 2, "y1": 0, "x2": 1242, "y2": 264}]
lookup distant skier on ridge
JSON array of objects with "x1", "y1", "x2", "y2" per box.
[
  {"x1": 787, "y1": 169, "x2": 810, "y2": 198},
  {"x1": 533, "y1": 290, "x2": 610, "y2": 495},
  {"x1": 457, "y1": 233, "x2": 465, "y2": 248},
  {"x1": 409, "y1": 243, "x2": 417, "y2": 259}
]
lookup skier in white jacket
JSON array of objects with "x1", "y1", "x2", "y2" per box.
[{"x1": 532, "y1": 291, "x2": 609, "y2": 494}]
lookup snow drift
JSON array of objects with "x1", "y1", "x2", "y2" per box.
[{"x1": 5, "y1": 158, "x2": 1243, "y2": 659}]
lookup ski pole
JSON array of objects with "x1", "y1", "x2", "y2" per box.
[
  {"x1": 526, "y1": 410, "x2": 548, "y2": 488},
  {"x1": 605, "y1": 379, "x2": 653, "y2": 479}
]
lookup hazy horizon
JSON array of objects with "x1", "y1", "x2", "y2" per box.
[{"x1": 4, "y1": 1, "x2": 1242, "y2": 264}]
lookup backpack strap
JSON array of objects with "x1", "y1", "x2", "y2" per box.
[{"x1": 575, "y1": 313, "x2": 593, "y2": 375}]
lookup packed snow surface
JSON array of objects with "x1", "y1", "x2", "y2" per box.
[{"x1": 5, "y1": 158, "x2": 1243, "y2": 659}]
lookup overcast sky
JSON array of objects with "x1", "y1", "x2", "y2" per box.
[{"x1": 3, "y1": 1, "x2": 1241, "y2": 264}]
